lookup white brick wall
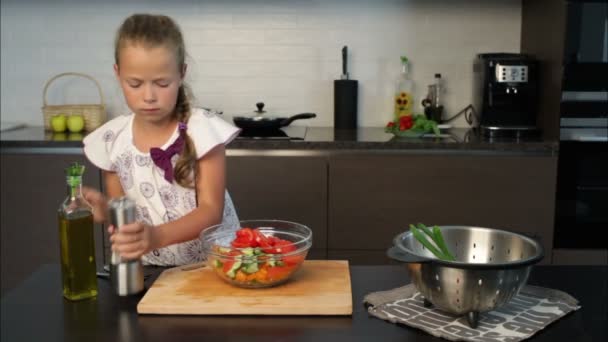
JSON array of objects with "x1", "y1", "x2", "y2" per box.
[{"x1": 0, "y1": 0, "x2": 521, "y2": 128}]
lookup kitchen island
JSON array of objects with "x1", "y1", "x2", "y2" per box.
[
  {"x1": 1, "y1": 125, "x2": 563, "y2": 297},
  {"x1": 1, "y1": 264, "x2": 605, "y2": 341}
]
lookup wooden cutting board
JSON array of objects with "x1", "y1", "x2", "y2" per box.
[{"x1": 137, "y1": 260, "x2": 352, "y2": 315}]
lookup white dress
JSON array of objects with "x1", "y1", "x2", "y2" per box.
[{"x1": 83, "y1": 108, "x2": 241, "y2": 266}]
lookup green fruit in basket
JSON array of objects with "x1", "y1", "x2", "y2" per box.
[
  {"x1": 67, "y1": 115, "x2": 85, "y2": 133},
  {"x1": 50, "y1": 114, "x2": 67, "y2": 132},
  {"x1": 52, "y1": 132, "x2": 67, "y2": 141},
  {"x1": 68, "y1": 132, "x2": 84, "y2": 141}
]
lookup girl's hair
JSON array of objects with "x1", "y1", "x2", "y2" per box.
[{"x1": 115, "y1": 14, "x2": 197, "y2": 188}]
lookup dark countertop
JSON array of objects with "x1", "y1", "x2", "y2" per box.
[
  {"x1": 1, "y1": 126, "x2": 558, "y2": 155},
  {"x1": 1, "y1": 264, "x2": 605, "y2": 341}
]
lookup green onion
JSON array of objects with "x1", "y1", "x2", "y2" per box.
[
  {"x1": 431, "y1": 225, "x2": 455, "y2": 261},
  {"x1": 416, "y1": 223, "x2": 434, "y2": 238},
  {"x1": 410, "y1": 223, "x2": 455, "y2": 261},
  {"x1": 409, "y1": 224, "x2": 448, "y2": 260}
]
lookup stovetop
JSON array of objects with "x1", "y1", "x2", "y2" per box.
[{"x1": 235, "y1": 126, "x2": 307, "y2": 140}]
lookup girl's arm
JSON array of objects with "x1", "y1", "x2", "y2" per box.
[
  {"x1": 112, "y1": 144, "x2": 226, "y2": 259},
  {"x1": 83, "y1": 171, "x2": 125, "y2": 223},
  {"x1": 154, "y1": 144, "x2": 226, "y2": 247},
  {"x1": 104, "y1": 170, "x2": 126, "y2": 199}
]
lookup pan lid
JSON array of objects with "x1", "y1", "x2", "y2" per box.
[{"x1": 237, "y1": 102, "x2": 279, "y2": 121}]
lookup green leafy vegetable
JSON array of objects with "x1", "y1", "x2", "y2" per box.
[
  {"x1": 66, "y1": 162, "x2": 85, "y2": 188},
  {"x1": 409, "y1": 223, "x2": 455, "y2": 261},
  {"x1": 66, "y1": 162, "x2": 85, "y2": 177},
  {"x1": 385, "y1": 114, "x2": 440, "y2": 137}
]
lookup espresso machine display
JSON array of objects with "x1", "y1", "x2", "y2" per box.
[{"x1": 473, "y1": 53, "x2": 539, "y2": 135}]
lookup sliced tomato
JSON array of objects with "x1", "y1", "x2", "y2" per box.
[
  {"x1": 222, "y1": 260, "x2": 235, "y2": 273},
  {"x1": 267, "y1": 235, "x2": 280, "y2": 246},
  {"x1": 235, "y1": 227, "x2": 257, "y2": 247},
  {"x1": 271, "y1": 239, "x2": 297, "y2": 254},
  {"x1": 231, "y1": 238, "x2": 250, "y2": 249},
  {"x1": 236, "y1": 227, "x2": 252, "y2": 238},
  {"x1": 282, "y1": 254, "x2": 305, "y2": 266},
  {"x1": 262, "y1": 247, "x2": 276, "y2": 254},
  {"x1": 221, "y1": 250, "x2": 241, "y2": 273},
  {"x1": 266, "y1": 264, "x2": 295, "y2": 281},
  {"x1": 253, "y1": 229, "x2": 272, "y2": 248}
]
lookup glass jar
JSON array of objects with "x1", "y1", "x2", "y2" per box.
[{"x1": 394, "y1": 55, "x2": 415, "y2": 121}]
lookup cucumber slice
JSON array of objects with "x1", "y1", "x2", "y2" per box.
[
  {"x1": 242, "y1": 263, "x2": 259, "y2": 274},
  {"x1": 226, "y1": 261, "x2": 242, "y2": 278}
]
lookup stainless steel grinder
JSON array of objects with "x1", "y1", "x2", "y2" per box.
[{"x1": 108, "y1": 197, "x2": 144, "y2": 296}]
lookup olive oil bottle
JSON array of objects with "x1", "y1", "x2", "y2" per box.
[{"x1": 58, "y1": 162, "x2": 97, "y2": 301}]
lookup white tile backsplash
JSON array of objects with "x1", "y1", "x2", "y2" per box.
[
  {"x1": 183, "y1": 15, "x2": 233, "y2": 30},
  {"x1": 233, "y1": 14, "x2": 298, "y2": 29},
  {"x1": 0, "y1": 0, "x2": 521, "y2": 128},
  {"x1": 192, "y1": 29, "x2": 266, "y2": 45}
]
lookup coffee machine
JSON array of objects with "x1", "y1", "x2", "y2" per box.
[{"x1": 473, "y1": 53, "x2": 539, "y2": 136}]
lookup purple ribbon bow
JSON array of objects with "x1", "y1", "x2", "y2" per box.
[{"x1": 150, "y1": 123, "x2": 187, "y2": 183}]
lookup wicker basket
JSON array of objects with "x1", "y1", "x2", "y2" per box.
[{"x1": 42, "y1": 72, "x2": 107, "y2": 132}]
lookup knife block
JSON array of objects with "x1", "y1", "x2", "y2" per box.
[{"x1": 334, "y1": 80, "x2": 358, "y2": 130}]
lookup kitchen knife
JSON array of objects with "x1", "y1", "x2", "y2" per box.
[
  {"x1": 334, "y1": 45, "x2": 358, "y2": 131},
  {"x1": 341, "y1": 46, "x2": 349, "y2": 80}
]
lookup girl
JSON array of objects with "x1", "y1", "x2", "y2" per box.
[{"x1": 83, "y1": 14, "x2": 240, "y2": 266}]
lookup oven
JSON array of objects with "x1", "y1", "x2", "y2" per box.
[
  {"x1": 554, "y1": 0, "x2": 608, "y2": 250},
  {"x1": 554, "y1": 139, "x2": 608, "y2": 249},
  {"x1": 554, "y1": 94, "x2": 608, "y2": 249}
]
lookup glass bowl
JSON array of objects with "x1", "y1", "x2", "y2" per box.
[{"x1": 200, "y1": 219, "x2": 312, "y2": 288}]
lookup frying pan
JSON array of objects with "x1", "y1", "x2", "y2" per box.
[{"x1": 233, "y1": 102, "x2": 316, "y2": 130}]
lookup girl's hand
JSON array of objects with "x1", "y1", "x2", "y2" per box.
[
  {"x1": 109, "y1": 222, "x2": 159, "y2": 260},
  {"x1": 82, "y1": 186, "x2": 108, "y2": 223}
]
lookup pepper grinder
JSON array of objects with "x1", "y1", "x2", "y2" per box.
[
  {"x1": 108, "y1": 197, "x2": 144, "y2": 296},
  {"x1": 334, "y1": 46, "x2": 358, "y2": 131},
  {"x1": 422, "y1": 73, "x2": 444, "y2": 123}
]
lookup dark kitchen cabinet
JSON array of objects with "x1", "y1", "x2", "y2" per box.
[
  {"x1": 0, "y1": 153, "x2": 104, "y2": 297},
  {"x1": 226, "y1": 154, "x2": 328, "y2": 259},
  {"x1": 327, "y1": 250, "x2": 396, "y2": 265},
  {"x1": 521, "y1": 0, "x2": 608, "y2": 138},
  {"x1": 520, "y1": 0, "x2": 567, "y2": 140},
  {"x1": 552, "y1": 249, "x2": 608, "y2": 266},
  {"x1": 328, "y1": 153, "x2": 558, "y2": 265}
]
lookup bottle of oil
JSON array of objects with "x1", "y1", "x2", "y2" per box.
[
  {"x1": 58, "y1": 162, "x2": 97, "y2": 300},
  {"x1": 394, "y1": 55, "x2": 415, "y2": 121}
]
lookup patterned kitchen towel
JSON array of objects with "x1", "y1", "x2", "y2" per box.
[{"x1": 364, "y1": 284, "x2": 580, "y2": 342}]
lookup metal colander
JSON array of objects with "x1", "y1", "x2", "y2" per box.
[{"x1": 387, "y1": 225, "x2": 544, "y2": 328}]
